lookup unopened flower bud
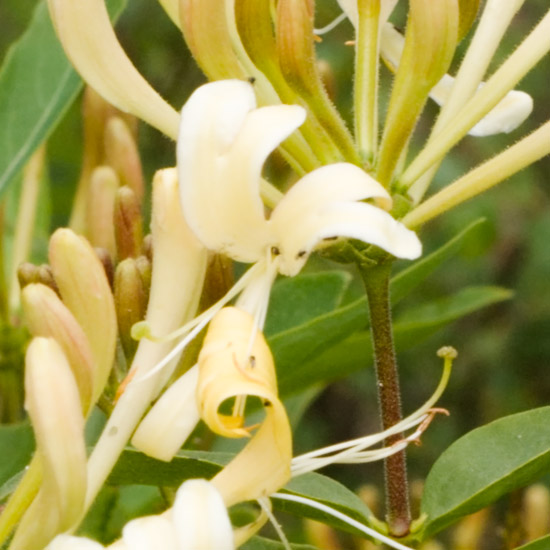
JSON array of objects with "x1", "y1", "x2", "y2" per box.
[
  {"x1": 17, "y1": 262, "x2": 40, "y2": 289},
  {"x1": 87, "y1": 166, "x2": 119, "y2": 258},
  {"x1": 104, "y1": 117, "x2": 144, "y2": 204},
  {"x1": 94, "y1": 247, "x2": 115, "y2": 288},
  {"x1": 37, "y1": 264, "x2": 59, "y2": 295},
  {"x1": 180, "y1": 0, "x2": 246, "y2": 80},
  {"x1": 49, "y1": 229, "x2": 117, "y2": 403},
  {"x1": 114, "y1": 186, "x2": 143, "y2": 260},
  {"x1": 22, "y1": 283, "x2": 94, "y2": 411},
  {"x1": 11, "y1": 337, "x2": 87, "y2": 550},
  {"x1": 377, "y1": 0, "x2": 459, "y2": 185},
  {"x1": 114, "y1": 259, "x2": 148, "y2": 360}
]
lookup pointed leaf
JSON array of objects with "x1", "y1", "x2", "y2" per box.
[
  {"x1": 390, "y1": 218, "x2": 486, "y2": 305},
  {"x1": 276, "y1": 285, "x2": 511, "y2": 394},
  {"x1": 515, "y1": 536, "x2": 550, "y2": 550},
  {"x1": 420, "y1": 407, "x2": 550, "y2": 539},
  {"x1": 0, "y1": 0, "x2": 126, "y2": 197}
]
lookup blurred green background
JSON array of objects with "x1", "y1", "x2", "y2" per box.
[{"x1": 0, "y1": 0, "x2": 549, "y2": 547}]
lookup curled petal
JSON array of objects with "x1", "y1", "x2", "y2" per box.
[
  {"x1": 270, "y1": 163, "x2": 393, "y2": 223},
  {"x1": 173, "y1": 480, "x2": 234, "y2": 550},
  {"x1": 47, "y1": 0, "x2": 179, "y2": 138},
  {"x1": 197, "y1": 308, "x2": 292, "y2": 506},
  {"x1": 178, "y1": 80, "x2": 306, "y2": 262},
  {"x1": 275, "y1": 201, "x2": 421, "y2": 276}
]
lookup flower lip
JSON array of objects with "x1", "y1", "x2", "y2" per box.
[{"x1": 178, "y1": 80, "x2": 422, "y2": 275}]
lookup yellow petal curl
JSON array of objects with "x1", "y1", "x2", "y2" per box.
[{"x1": 197, "y1": 307, "x2": 292, "y2": 507}]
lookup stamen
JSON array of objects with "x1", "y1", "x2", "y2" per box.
[
  {"x1": 271, "y1": 493, "x2": 415, "y2": 550},
  {"x1": 314, "y1": 12, "x2": 348, "y2": 35},
  {"x1": 258, "y1": 497, "x2": 291, "y2": 550},
  {"x1": 291, "y1": 348, "x2": 456, "y2": 475},
  {"x1": 129, "y1": 262, "x2": 268, "y2": 384}
]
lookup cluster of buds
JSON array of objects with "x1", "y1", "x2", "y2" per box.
[{"x1": 3, "y1": 0, "x2": 548, "y2": 549}]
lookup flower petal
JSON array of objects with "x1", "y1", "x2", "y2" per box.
[
  {"x1": 197, "y1": 307, "x2": 292, "y2": 506},
  {"x1": 270, "y1": 163, "x2": 393, "y2": 224},
  {"x1": 173, "y1": 480, "x2": 234, "y2": 550},
  {"x1": 47, "y1": 0, "x2": 179, "y2": 138},
  {"x1": 274, "y1": 201, "x2": 422, "y2": 276},
  {"x1": 177, "y1": 80, "x2": 305, "y2": 262},
  {"x1": 131, "y1": 365, "x2": 201, "y2": 461},
  {"x1": 122, "y1": 516, "x2": 178, "y2": 550}
]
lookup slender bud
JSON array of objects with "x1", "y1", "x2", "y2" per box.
[
  {"x1": 377, "y1": 0, "x2": 459, "y2": 186},
  {"x1": 86, "y1": 166, "x2": 119, "y2": 258},
  {"x1": 114, "y1": 259, "x2": 148, "y2": 360},
  {"x1": 276, "y1": 0, "x2": 359, "y2": 163},
  {"x1": 104, "y1": 117, "x2": 144, "y2": 204},
  {"x1": 179, "y1": 0, "x2": 246, "y2": 80},
  {"x1": 11, "y1": 338, "x2": 87, "y2": 550},
  {"x1": 49, "y1": 229, "x2": 117, "y2": 404},
  {"x1": 37, "y1": 264, "x2": 60, "y2": 295},
  {"x1": 114, "y1": 186, "x2": 143, "y2": 260},
  {"x1": 21, "y1": 284, "x2": 94, "y2": 411}
]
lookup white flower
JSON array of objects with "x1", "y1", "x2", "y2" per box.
[{"x1": 177, "y1": 79, "x2": 421, "y2": 278}]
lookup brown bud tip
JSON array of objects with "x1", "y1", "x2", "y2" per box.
[
  {"x1": 104, "y1": 116, "x2": 144, "y2": 204},
  {"x1": 114, "y1": 186, "x2": 143, "y2": 260},
  {"x1": 17, "y1": 262, "x2": 39, "y2": 290}
]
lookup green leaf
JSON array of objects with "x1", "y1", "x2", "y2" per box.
[
  {"x1": 0, "y1": 423, "x2": 34, "y2": 489},
  {"x1": 420, "y1": 407, "x2": 550, "y2": 539},
  {"x1": 242, "y1": 537, "x2": 317, "y2": 550},
  {"x1": 393, "y1": 285, "x2": 513, "y2": 348},
  {"x1": 0, "y1": 0, "x2": 126, "y2": 197},
  {"x1": 277, "y1": 285, "x2": 511, "y2": 391},
  {"x1": 107, "y1": 449, "x2": 230, "y2": 486},
  {"x1": 270, "y1": 223, "x2": 491, "y2": 396},
  {"x1": 264, "y1": 271, "x2": 351, "y2": 336},
  {"x1": 515, "y1": 535, "x2": 550, "y2": 550},
  {"x1": 276, "y1": 473, "x2": 373, "y2": 538},
  {"x1": 390, "y1": 218, "x2": 487, "y2": 305}
]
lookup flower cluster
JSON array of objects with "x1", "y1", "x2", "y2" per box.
[{"x1": 2, "y1": 0, "x2": 548, "y2": 549}]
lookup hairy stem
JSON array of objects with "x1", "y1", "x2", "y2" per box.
[{"x1": 360, "y1": 261, "x2": 411, "y2": 537}]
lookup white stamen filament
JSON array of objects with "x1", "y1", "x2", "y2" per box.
[{"x1": 271, "y1": 493, "x2": 415, "y2": 550}]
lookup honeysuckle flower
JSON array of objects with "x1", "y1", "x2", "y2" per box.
[
  {"x1": 85, "y1": 169, "x2": 207, "y2": 510},
  {"x1": 11, "y1": 338, "x2": 87, "y2": 550},
  {"x1": 178, "y1": 79, "x2": 421, "y2": 277}
]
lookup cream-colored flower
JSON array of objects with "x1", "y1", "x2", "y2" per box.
[{"x1": 177, "y1": 79, "x2": 421, "y2": 277}]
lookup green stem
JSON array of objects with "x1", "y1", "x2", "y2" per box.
[
  {"x1": 0, "y1": 456, "x2": 42, "y2": 546},
  {"x1": 360, "y1": 261, "x2": 411, "y2": 537}
]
